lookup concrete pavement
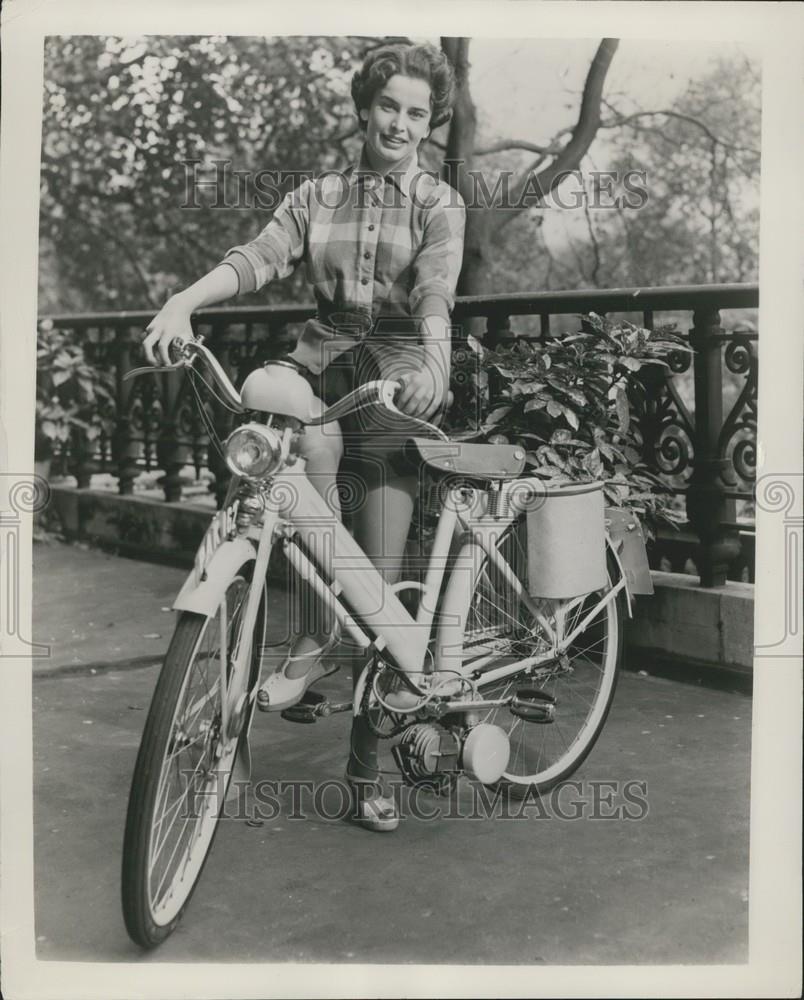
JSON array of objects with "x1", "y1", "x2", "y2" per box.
[{"x1": 31, "y1": 540, "x2": 751, "y2": 964}]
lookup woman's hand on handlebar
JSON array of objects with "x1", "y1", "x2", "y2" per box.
[
  {"x1": 143, "y1": 295, "x2": 195, "y2": 366},
  {"x1": 395, "y1": 367, "x2": 450, "y2": 421}
]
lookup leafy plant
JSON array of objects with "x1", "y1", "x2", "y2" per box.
[
  {"x1": 36, "y1": 320, "x2": 115, "y2": 463},
  {"x1": 446, "y1": 313, "x2": 694, "y2": 537}
]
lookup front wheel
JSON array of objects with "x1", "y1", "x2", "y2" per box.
[
  {"x1": 121, "y1": 564, "x2": 266, "y2": 948},
  {"x1": 464, "y1": 520, "x2": 624, "y2": 797}
]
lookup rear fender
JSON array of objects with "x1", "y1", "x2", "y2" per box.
[
  {"x1": 605, "y1": 508, "x2": 654, "y2": 616},
  {"x1": 173, "y1": 538, "x2": 256, "y2": 616}
]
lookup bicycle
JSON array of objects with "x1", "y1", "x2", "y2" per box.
[{"x1": 120, "y1": 336, "x2": 652, "y2": 948}]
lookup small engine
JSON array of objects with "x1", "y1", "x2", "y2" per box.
[
  {"x1": 393, "y1": 723, "x2": 461, "y2": 787},
  {"x1": 393, "y1": 721, "x2": 511, "y2": 788}
]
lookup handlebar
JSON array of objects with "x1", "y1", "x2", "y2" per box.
[
  {"x1": 123, "y1": 337, "x2": 244, "y2": 411},
  {"x1": 304, "y1": 378, "x2": 449, "y2": 441},
  {"x1": 124, "y1": 337, "x2": 449, "y2": 441}
]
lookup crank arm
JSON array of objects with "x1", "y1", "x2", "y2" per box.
[{"x1": 435, "y1": 697, "x2": 512, "y2": 713}]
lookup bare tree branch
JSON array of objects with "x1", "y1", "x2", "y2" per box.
[
  {"x1": 474, "y1": 137, "x2": 567, "y2": 156},
  {"x1": 582, "y1": 197, "x2": 602, "y2": 287},
  {"x1": 489, "y1": 38, "x2": 620, "y2": 235},
  {"x1": 599, "y1": 101, "x2": 761, "y2": 159}
]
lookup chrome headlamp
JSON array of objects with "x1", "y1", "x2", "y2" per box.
[{"x1": 224, "y1": 423, "x2": 284, "y2": 479}]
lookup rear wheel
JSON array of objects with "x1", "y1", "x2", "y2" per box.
[
  {"x1": 464, "y1": 518, "x2": 623, "y2": 797},
  {"x1": 121, "y1": 564, "x2": 266, "y2": 948}
]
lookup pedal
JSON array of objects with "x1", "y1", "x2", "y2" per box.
[
  {"x1": 280, "y1": 690, "x2": 352, "y2": 724},
  {"x1": 510, "y1": 687, "x2": 556, "y2": 723},
  {"x1": 280, "y1": 690, "x2": 327, "y2": 724}
]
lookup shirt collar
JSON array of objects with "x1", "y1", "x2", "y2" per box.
[{"x1": 347, "y1": 144, "x2": 420, "y2": 201}]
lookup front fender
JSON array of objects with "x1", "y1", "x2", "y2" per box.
[{"x1": 173, "y1": 537, "x2": 256, "y2": 616}]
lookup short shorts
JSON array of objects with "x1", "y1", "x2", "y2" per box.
[{"x1": 284, "y1": 330, "x2": 447, "y2": 472}]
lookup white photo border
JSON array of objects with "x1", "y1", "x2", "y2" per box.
[{"x1": 1, "y1": 1, "x2": 802, "y2": 997}]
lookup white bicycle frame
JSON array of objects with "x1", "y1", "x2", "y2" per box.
[
  {"x1": 130, "y1": 337, "x2": 634, "y2": 727},
  {"x1": 174, "y1": 455, "x2": 626, "y2": 726}
]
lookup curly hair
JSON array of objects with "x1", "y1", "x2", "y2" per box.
[{"x1": 351, "y1": 42, "x2": 456, "y2": 131}]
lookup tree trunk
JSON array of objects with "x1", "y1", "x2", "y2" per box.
[
  {"x1": 441, "y1": 37, "x2": 620, "y2": 305},
  {"x1": 440, "y1": 36, "x2": 498, "y2": 327}
]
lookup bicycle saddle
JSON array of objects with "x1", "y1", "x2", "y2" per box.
[{"x1": 403, "y1": 437, "x2": 527, "y2": 480}]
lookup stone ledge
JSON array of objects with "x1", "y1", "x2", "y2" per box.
[
  {"x1": 41, "y1": 486, "x2": 211, "y2": 567},
  {"x1": 625, "y1": 571, "x2": 754, "y2": 677},
  {"x1": 42, "y1": 488, "x2": 755, "y2": 682}
]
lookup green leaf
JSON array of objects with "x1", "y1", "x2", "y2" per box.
[
  {"x1": 563, "y1": 388, "x2": 587, "y2": 408},
  {"x1": 614, "y1": 387, "x2": 630, "y2": 433},
  {"x1": 485, "y1": 405, "x2": 512, "y2": 426},
  {"x1": 543, "y1": 447, "x2": 567, "y2": 470},
  {"x1": 583, "y1": 448, "x2": 604, "y2": 477}
]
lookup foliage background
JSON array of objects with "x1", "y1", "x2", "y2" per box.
[{"x1": 39, "y1": 35, "x2": 761, "y2": 316}]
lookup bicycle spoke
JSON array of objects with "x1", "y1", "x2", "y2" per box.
[
  {"x1": 463, "y1": 518, "x2": 621, "y2": 793},
  {"x1": 146, "y1": 580, "x2": 252, "y2": 916},
  {"x1": 150, "y1": 744, "x2": 213, "y2": 876}
]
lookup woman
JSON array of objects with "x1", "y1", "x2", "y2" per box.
[{"x1": 143, "y1": 41, "x2": 466, "y2": 832}]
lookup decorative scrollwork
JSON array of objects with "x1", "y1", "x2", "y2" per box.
[
  {"x1": 724, "y1": 338, "x2": 753, "y2": 375},
  {"x1": 124, "y1": 376, "x2": 164, "y2": 472},
  {"x1": 731, "y1": 437, "x2": 756, "y2": 484},
  {"x1": 655, "y1": 421, "x2": 694, "y2": 478},
  {"x1": 636, "y1": 370, "x2": 695, "y2": 484},
  {"x1": 668, "y1": 349, "x2": 693, "y2": 375},
  {"x1": 718, "y1": 335, "x2": 758, "y2": 489}
]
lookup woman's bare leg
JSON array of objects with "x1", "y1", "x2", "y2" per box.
[
  {"x1": 346, "y1": 457, "x2": 417, "y2": 778},
  {"x1": 278, "y1": 420, "x2": 343, "y2": 679}
]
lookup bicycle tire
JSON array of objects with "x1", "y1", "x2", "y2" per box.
[
  {"x1": 121, "y1": 564, "x2": 266, "y2": 948},
  {"x1": 463, "y1": 517, "x2": 624, "y2": 797}
]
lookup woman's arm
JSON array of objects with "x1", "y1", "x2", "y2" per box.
[
  {"x1": 396, "y1": 185, "x2": 466, "y2": 419},
  {"x1": 143, "y1": 179, "x2": 313, "y2": 366},
  {"x1": 143, "y1": 265, "x2": 239, "y2": 365},
  {"x1": 396, "y1": 314, "x2": 452, "y2": 420}
]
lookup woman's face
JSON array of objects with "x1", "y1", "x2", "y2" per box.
[{"x1": 361, "y1": 73, "x2": 432, "y2": 169}]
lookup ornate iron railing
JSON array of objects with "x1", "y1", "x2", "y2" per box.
[{"x1": 39, "y1": 283, "x2": 758, "y2": 586}]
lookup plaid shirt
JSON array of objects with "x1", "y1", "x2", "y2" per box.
[{"x1": 221, "y1": 146, "x2": 466, "y2": 373}]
